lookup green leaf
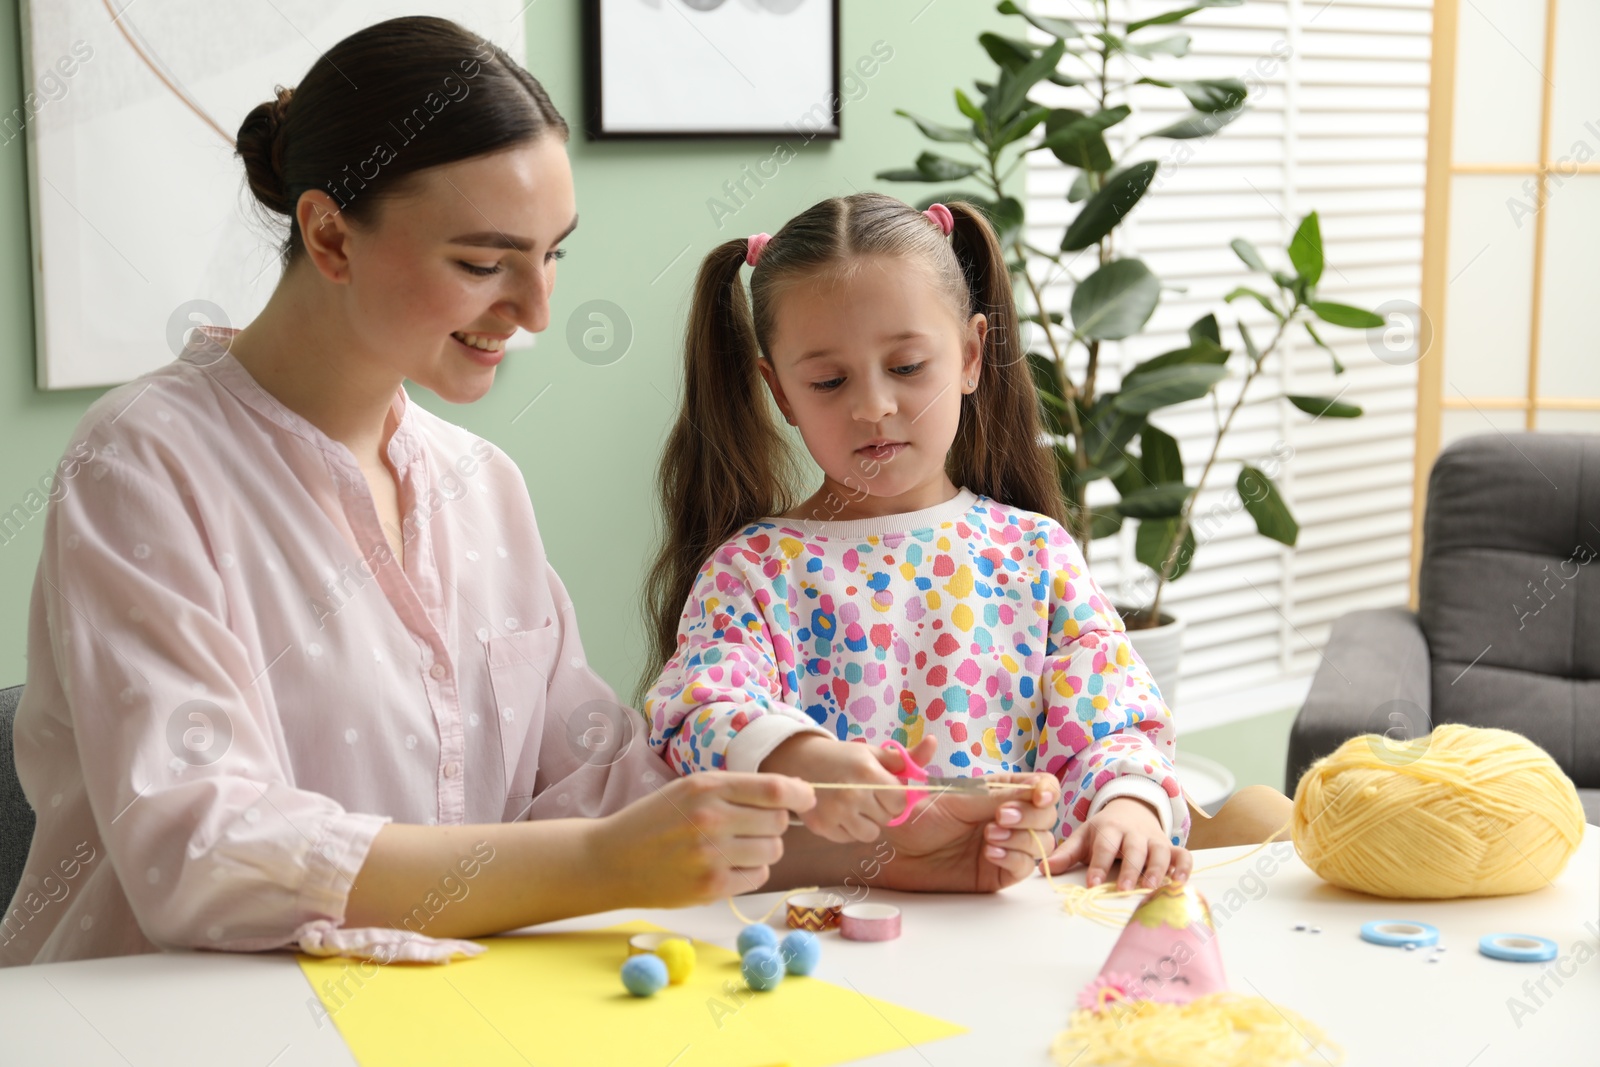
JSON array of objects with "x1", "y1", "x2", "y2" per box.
[
  {"x1": 1122, "y1": 337, "x2": 1229, "y2": 383},
  {"x1": 955, "y1": 88, "x2": 986, "y2": 130},
  {"x1": 1140, "y1": 425, "x2": 1184, "y2": 485},
  {"x1": 1126, "y1": 0, "x2": 1242, "y2": 33},
  {"x1": 1116, "y1": 481, "x2": 1193, "y2": 519},
  {"x1": 1089, "y1": 509, "x2": 1125, "y2": 539},
  {"x1": 1071, "y1": 258, "x2": 1161, "y2": 341},
  {"x1": 1036, "y1": 106, "x2": 1129, "y2": 171},
  {"x1": 995, "y1": 104, "x2": 1050, "y2": 149},
  {"x1": 1147, "y1": 107, "x2": 1242, "y2": 140},
  {"x1": 1308, "y1": 301, "x2": 1384, "y2": 329},
  {"x1": 1230, "y1": 238, "x2": 1269, "y2": 274},
  {"x1": 1082, "y1": 396, "x2": 1146, "y2": 468},
  {"x1": 997, "y1": 1, "x2": 1081, "y2": 39},
  {"x1": 979, "y1": 32, "x2": 1039, "y2": 73},
  {"x1": 1175, "y1": 78, "x2": 1249, "y2": 112},
  {"x1": 1238, "y1": 466, "x2": 1298, "y2": 546},
  {"x1": 1135, "y1": 516, "x2": 1197, "y2": 581},
  {"x1": 1189, "y1": 313, "x2": 1221, "y2": 346},
  {"x1": 1286, "y1": 394, "x2": 1363, "y2": 418},
  {"x1": 1239, "y1": 320, "x2": 1263, "y2": 366},
  {"x1": 1028, "y1": 351, "x2": 1067, "y2": 402},
  {"x1": 985, "y1": 39, "x2": 1067, "y2": 126},
  {"x1": 1224, "y1": 286, "x2": 1282, "y2": 321},
  {"x1": 1061, "y1": 161, "x2": 1159, "y2": 251},
  {"x1": 896, "y1": 109, "x2": 973, "y2": 144},
  {"x1": 1288, "y1": 212, "x2": 1324, "y2": 285},
  {"x1": 1127, "y1": 7, "x2": 1206, "y2": 31},
  {"x1": 1114, "y1": 364, "x2": 1229, "y2": 413},
  {"x1": 1304, "y1": 321, "x2": 1346, "y2": 374},
  {"x1": 1121, "y1": 34, "x2": 1191, "y2": 59},
  {"x1": 922, "y1": 151, "x2": 982, "y2": 181}
]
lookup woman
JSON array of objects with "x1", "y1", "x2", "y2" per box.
[{"x1": 0, "y1": 16, "x2": 1058, "y2": 967}]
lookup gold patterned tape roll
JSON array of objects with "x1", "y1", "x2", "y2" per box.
[{"x1": 785, "y1": 891, "x2": 845, "y2": 931}]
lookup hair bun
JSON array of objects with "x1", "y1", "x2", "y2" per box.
[{"x1": 237, "y1": 84, "x2": 295, "y2": 216}]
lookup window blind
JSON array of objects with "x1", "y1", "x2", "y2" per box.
[{"x1": 1022, "y1": 0, "x2": 1431, "y2": 729}]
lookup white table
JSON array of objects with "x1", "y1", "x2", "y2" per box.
[{"x1": 2, "y1": 828, "x2": 1594, "y2": 1066}]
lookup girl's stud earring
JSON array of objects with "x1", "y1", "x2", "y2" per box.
[{"x1": 966, "y1": 379, "x2": 976, "y2": 389}]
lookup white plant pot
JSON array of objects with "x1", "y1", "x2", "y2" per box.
[{"x1": 1120, "y1": 609, "x2": 1185, "y2": 710}]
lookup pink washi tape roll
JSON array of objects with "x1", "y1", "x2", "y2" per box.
[
  {"x1": 786, "y1": 891, "x2": 845, "y2": 931},
  {"x1": 839, "y1": 903, "x2": 901, "y2": 942}
]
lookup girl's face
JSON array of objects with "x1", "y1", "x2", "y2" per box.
[
  {"x1": 306, "y1": 135, "x2": 577, "y2": 404},
  {"x1": 760, "y1": 255, "x2": 985, "y2": 518}
]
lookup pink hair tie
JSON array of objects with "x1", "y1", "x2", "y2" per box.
[
  {"x1": 923, "y1": 203, "x2": 954, "y2": 236},
  {"x1": 746, "y1": 232, "x2": 772, "y2": 266}
]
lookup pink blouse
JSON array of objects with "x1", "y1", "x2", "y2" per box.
[{"x1": 0, "y1": 327, "x2": 671, "y2": 966}]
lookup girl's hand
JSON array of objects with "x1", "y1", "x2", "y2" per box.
[
  {"x1": 761, "y1": 735, "x2": 936, "y2": 843},
  {"x1": 593, "y1": 772, "x2": 815, "y2": 909},
  {"x1": 1043, "y1": 795, "x2": 1193, "y2": 890}
]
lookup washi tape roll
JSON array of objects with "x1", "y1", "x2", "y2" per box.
[
  {"x1": 1478, "y1": 933, "x2": 1558, "y2": 962},
  {"x1": 786, "y1": 892, "x2": 844, "y2": 931},
  {"x1": 627, "y1": 932, "x2": 684, "y2": 956},
  {"x1": 839, "y1": 903, "x2": 901, "y2": 942},
  {"x1": 1359, "y1": 920, "x2": 1439, "y2": 948}
]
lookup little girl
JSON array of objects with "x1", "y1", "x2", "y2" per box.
[{"x1": 641, "y1": 194, "x2": 1245, "y2": 891}]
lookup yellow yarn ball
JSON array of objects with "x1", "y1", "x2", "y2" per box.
[
  {"x1": 1291, "y1": 723, "x2": 1586, "y2": 899},
  {"x1": 655, "y1": 938, "x2": 696, "y2": 984}
]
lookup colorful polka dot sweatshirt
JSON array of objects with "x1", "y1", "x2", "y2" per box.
[{"x1": 644, "y1": 489, "x2": 1190, "y2": 845}]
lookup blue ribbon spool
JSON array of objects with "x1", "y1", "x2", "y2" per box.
[
  {"x1": 1360, "y1": 920, "x2": 1440, "y2": 948},
  {"x1": 1478, "y1": 934, "x2": 1558, "y2": 963}
]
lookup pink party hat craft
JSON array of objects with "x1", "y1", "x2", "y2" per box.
[
  {"x1": 1052, "y1": 883, "x2": 1341, "y2": 1067},
  {"x1": 1090, "y1": 882, "x2": 1229, "y2": 1005}
]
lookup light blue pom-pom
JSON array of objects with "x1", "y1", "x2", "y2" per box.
[
  {"x1": 736, "y1": 923, "x2": 780, "y2": 956},
  {"x1": 621, "y1": 954, "x2": 669, "y2": 997},
  {"x1": 780, "y1": 930, "x2": 821, "y2": 975},
  {"x1": 741, "y1": 945, "x2": 785, "y2": 991}
]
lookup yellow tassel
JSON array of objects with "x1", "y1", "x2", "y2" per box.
[{"x1": 1050, "y1": 993, "x2": 1343, "y2": 1067}]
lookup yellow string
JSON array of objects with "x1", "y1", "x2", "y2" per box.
[
  {"x1": 1028, "y1": 819, "x2": 1293, "y2": 927},
  {"x1": 728, "y1": 885, "x2": 821, "y2": 926}
]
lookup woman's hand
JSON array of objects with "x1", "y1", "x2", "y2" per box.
[
  {"x1": 591, "y1": 772, "x2": 815, "y2": 909},
  {"x1": 761, "y1": 735, "x2": 937, "y2": 843},
  {"x1": 861, "y1": 772, "x2": 1061, "y2": 893},
  {"x1": 1043, "y1": 795, "x2": 1192, "y2": 890}
]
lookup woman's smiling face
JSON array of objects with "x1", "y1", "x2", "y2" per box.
[
  {"x1": 760, "y1": 255, "x2": 985, "y2": 517},
  {"x1": 312, "y1": 134, "x2": 577, "y2": 404}
]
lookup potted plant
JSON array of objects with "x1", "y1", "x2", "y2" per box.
[{"x1": 876, "y1": 0, "x2": 1383, "y2": 704}]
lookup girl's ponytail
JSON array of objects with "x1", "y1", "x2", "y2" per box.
[
  {"x1": 944, "y1": 202, "x2": 1068, "y2": 527},
  {"x1": 639, "y1": 240, "x2": 796, "y2": 697}
]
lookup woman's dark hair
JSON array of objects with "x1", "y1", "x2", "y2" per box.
[
  {"x1": 235, "y1": 16, "x2": 568, "y2": 264},
  {"x1": 638, "y1": 192, "x2": 1067, "y2": 699}
]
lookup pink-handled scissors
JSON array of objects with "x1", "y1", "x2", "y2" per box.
[{"x1": 879, "y1": 739, "x2": 928, "y2": 827}]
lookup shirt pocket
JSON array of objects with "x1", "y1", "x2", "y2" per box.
[{"x1": 483, "y1": 621, "x2": 558, "y2": 801}]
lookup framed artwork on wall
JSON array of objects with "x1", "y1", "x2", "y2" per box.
[{"x1": 582, "y1": 0, "x2": 840, "y2": 141}]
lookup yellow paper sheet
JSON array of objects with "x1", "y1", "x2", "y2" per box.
[{"x1": 298, "y1": 921, "x2": 966, "y2": 1067}]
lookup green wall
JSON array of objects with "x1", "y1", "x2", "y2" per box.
[{"x1": 0, "y1": 3, "x2": 1008, "y2": 699}]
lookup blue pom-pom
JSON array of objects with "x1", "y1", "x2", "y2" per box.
[
  {"x1": 780, "y1": 930, "x2": 821, "y2": 975},
  {"x1": 741, "y1": 945, "x2": 785, "y2": 991},
  {"x1": 736, "y1": 923, "x2": 780, "y2": 956},
  {"x1": 621, "y1": 954, "x2": 669, "y2": 997}
]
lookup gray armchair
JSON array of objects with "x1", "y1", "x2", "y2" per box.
[
  {"x1": 1288, "y1": 432, "x2": 1600, "y2": 825},
  {"x1": 2, "y1": 684, "x2": 31, "y2": 908}
]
